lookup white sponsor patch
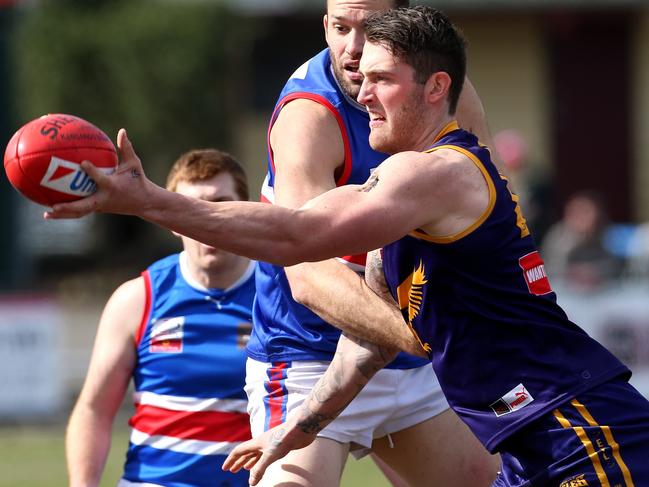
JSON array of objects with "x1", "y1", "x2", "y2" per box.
[
  {"x1": 490, "y1": 383, "x2": 534, "y2": 417},
  {"x1": 149, "y1": 316, "x2": 185, "y2": 353},
  {"x1": 40, "y1": 156, "x2": 114, "y2": 197}
]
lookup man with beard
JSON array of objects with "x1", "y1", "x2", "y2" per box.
[
  {"x1": 49, "y1": 6, "x2": 649, "y2": 487},
  {"x1": 248, "y1": 0, "x2": 497, "y2": 485},
  {"x1": 56, "y1": 2, "x2": 499, "y2": 486}
]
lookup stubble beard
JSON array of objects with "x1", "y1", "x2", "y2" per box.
[
  {"x1": 370, "y1": 90, "x2": 427, "y2": 155},
  {"x1": 330, "y1": 53, "x2": 362, "y2": 100}
]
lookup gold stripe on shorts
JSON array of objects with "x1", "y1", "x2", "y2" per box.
[
  {"x1": 570, "y1": 399, "x2": 635, "y2": 487},
  {"x1": 553, "y1": 408, "x2": 610, "y2": 486}
]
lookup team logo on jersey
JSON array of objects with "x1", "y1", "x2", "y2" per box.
[
  {"x1": 149, "y1": 316, "x2": 185, "y2": 353},
  {"x1": 237, "y1": 321, "x2": 252, "y2": 349},
  {"x1": 519, "y1": 251, "x2": 552, "y2": 296},
  {"x1": 396, "y1": 260, "x2": 432, "y2": 354},
  {"x1": 40, "y1": 157, "x2": 114, "y2": 197},
  {"x1": 408, "y1": 261, "x2": 427, "y2": 323},
  {"x1": 490, "y1": 383, "x2": 534, "y2": 417},
  {"x1": 560, "y1": 474, "x2": 589, "y2": 487}
]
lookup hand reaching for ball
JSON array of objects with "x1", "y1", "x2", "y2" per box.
[
  {"x1": 45, "y1": 129, "x2": 157, "y2": 220},
  {"x1": 3, "y1": 114, "x2": 118, "y2": 207}
]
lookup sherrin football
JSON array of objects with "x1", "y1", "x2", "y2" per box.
[{"x1": 3, "y1": 114, "x2": 118, "y2": 206}]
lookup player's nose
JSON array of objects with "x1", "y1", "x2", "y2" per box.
[{"x1": 345, "y1": 29, "x2": 365, "y2": 58}]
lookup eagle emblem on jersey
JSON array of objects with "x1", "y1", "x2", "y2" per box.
[
  {"x1": 396, "y1": 260, "x2": 432, "y2": 354},
  {"x1": 408, "y1": 261, "x2": 428, "y2": 323}
]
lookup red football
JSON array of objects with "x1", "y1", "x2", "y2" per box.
[{"x1": 3, "y1": 114, "x2": 118, "y2": 206}]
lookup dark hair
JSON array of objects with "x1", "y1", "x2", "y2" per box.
[
  {"x1": 364, "y1": 6, "x2": 466, "y2": 114},
  {"x1": 325, "y1": 0, "x2": 409, "y2": 12},
  {"x1": 166, "y1": 149, "x2": 249, "y2": 201}
]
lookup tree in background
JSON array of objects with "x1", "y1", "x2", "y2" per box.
[{"x1": 6, "y1": 0, "x2": 256, "y2": 280}]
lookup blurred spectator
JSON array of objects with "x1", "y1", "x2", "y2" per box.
[
  {"x1": 494, "y1": 129, "x2": 554, "y2": 241},
  {"x1": 541, "y1": 190, "x2": 624, "y2": 290},
  {"x1": 624, "y1": 222, "x2": 649, "y2": 278}
]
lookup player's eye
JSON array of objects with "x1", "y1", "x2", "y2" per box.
[{"x1": 334, "y1": 24, "x2": 350, "y2": 33}]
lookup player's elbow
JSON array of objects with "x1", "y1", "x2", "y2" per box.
[{"x1": 285, "y1": 265, "x2": 316, "y2": 307}]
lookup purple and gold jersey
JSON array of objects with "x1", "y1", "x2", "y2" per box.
[
  {"x1": 382, "y1": 122, "x2": 630, "y2": 452},
  {"x1": 123, "y1": 252, "x2": 254, "y2": 486},
  {"x1": 250, "y1": 48, "x2": 427, "y2": 369}
]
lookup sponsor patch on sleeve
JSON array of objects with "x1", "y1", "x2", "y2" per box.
[
  {"x1": 519, "y1": 251, "x2": 552, "y2": 296},
  {"x1": 490, "y1": 383, "x2": 534, "y2": 417}
]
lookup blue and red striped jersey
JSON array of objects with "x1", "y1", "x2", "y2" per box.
[
  {"x1": 124, "y1": 252, "x2": 254, "y2": 486},
  {"x1": 251, "y1": 48, "x2": 427, "y2": 369}
]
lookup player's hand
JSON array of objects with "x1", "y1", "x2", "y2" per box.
[
  {"x1": 44, "y1": 129, "x2": 156, "y2": 219},
  {"x1": 222, "y1": 420, "x2": 317, "y2": 486}
]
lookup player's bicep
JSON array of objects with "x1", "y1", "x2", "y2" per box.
[
  {"x1": 311, "y1": 152, "x2": 448, "y2": 238},
  {"x1": 78, "y1": 278, "x2": 143, "y2": 407},
  {"x1": 270, "y1": 99, "x2": 344, "y2": 208},
  {"x1": 296, "y1": 165, "x2": 422, "y2": 256}
]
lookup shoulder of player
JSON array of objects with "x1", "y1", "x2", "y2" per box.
[
  {"x1": 101, "y1": 276, "x2": 147, "y2": 334},
  {"x1": 270, "y1": 97, "x2": 345, "y2": 174},
  {"x1": 271, "y1": 98, "x2": 341, "y2": 141},
  {"x1": 381, "y1": 148, "x2": 476, "y2": 182},
  {"x1": 376, "y1": 149, "x2": 485, "y2": 210}
]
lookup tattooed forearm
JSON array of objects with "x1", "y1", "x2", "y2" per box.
[
  {"x1": 360, "y1": 172, "x2": 379, "y2": 192},
  {"x1": 296, "y1": 401, "x2": 341, "y2": 434},
  {"x1": 297, "y1": 414, "x2": 329, "y2": 434},
  {"x1": 312, "y1": 357, "x2": 344, "y2": 404},
  {"x1": 292, "y1": 333, "x2": 396, "y2": 436},
  {"x1": 365, "y1": 249, "x2": 395, "y2": 303},
  {"x1": 298, "y1": 388, "x2": 348, "y2": 435},
  {"x1": 345, "y1": 333, "x2": 397, "y2": 380},
  {"x1": 269, "y1": 427, "x2": 287, "y2": 448}
]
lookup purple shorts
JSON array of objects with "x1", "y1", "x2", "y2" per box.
[{"x1": 494, "y1": 378, "x2": 649, "y2": 486}]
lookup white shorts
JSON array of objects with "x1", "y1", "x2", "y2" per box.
[
  {"x1": 245, "y1": 358, "x2": 448, "y2": 457},
  {"x1": 117, "y1": 480, "x2": 163, "y2": 487}
]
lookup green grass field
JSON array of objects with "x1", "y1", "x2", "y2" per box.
[{"x1": 0, "y1": 423, "x2": 391, "y2": 487}]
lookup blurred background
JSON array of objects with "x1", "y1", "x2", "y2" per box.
[{"x1": 1, "y1": 0, "x2": 649, "y2": 485}]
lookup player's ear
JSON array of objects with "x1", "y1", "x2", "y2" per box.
[{"x1": 424, "y1": 71, "x2": 452, "y2": 106}]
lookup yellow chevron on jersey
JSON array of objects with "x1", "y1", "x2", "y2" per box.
[
  {"x1": 396, "y1": 260, "x2": 432, "y2": 355},
  {"x1": 500, "y1": 175, "x2": 530, "y2": 238}
]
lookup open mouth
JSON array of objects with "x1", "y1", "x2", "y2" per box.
[
  {"x1": 368, "y1": 115, "x2": 385, "y2": 129},
  {"x1": 344, "y1": 64, "x2": 363, "y2": 81}
]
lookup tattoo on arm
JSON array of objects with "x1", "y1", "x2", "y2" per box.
[
  {"x1": 360, "y1": 172, "x2": 379, "y2": 192},
  {"x1": 294, "y1": 334, "x2": 397, "y2": 436},
  {"x1": 365, "y1": 250, "x2": 394, "y2": 303},
  {"x1": 270, "y1": 427, "x2": 287, "y2": 448},
  {"x1": 346, "y1": 333, "x2": 396, "y2": 380},
  {"x1": 297, "y1": 403, "x2": 338, "y2": 434}
]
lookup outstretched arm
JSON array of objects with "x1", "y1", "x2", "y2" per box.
[
  {"x1": 45, "y1": 130, "x2": 428, "y2": 265},
  {"x1": 46, "y1": 128, "x2": 488, "y2": 269},
  {"x1": 222, "y1": 333, "x2": 398, "y2": 485}
]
